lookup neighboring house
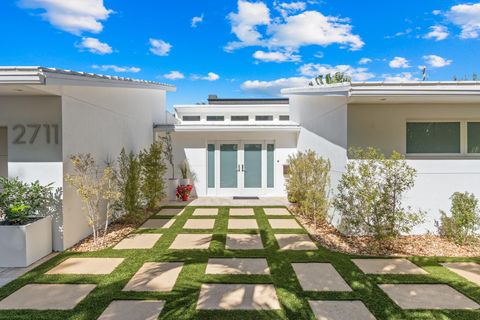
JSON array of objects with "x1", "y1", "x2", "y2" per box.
[{"x1": 0, "y1": 67, "x2": 175, "y2": 251}]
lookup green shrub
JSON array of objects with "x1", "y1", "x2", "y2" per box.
[
  {"x1": 117, "y1": 148, "x2": 142, "y2": 221},
  {"x1": 0, "y1": 177, "x2": 54, "y2": 225},
  {"x1": 285, "y1": 150, "x2": 331, "y2": 226},
  {"x1": 333, "y1": 147, "x2": 424, "y2": 240},
  {"x1": 139, "y1": 141, "x2": 167, "y2": 210},
  {"x1": 436, "y1": 192, "x2": 480, "y2": 244}
]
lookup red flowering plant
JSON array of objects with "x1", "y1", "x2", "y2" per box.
[{"x1": 176, "y1": 184, "x2": 193, "y2": 201}]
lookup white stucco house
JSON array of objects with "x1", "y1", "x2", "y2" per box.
[
  {"x1": 161, "y1": 82, "x2": 480, "y2": 234},
  {"x1": 0, "y1": 67, "x2": 175, "y2": 252},
  {"x1": 1, "y1": 66, "x2": 479, "y2": 259}
]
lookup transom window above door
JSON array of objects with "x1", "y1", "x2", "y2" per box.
[{"x1": 406, "y1": 121, "x2": 480, "y2": 155}]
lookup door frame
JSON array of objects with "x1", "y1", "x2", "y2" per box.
[{"x1": 207, "y1": 140, "x2": 275, "y2": 196}]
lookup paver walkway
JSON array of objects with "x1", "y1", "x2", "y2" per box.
[{"x1": 0, "y1": 206, "x2": 479, "y2": 319}]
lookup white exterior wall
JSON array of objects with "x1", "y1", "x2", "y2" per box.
[
  {"x1": 60, "y1": 86, "x2": 166, "y2": 250},
  {"x1": 0, "y1": 96, "x2": 63, "y2": 187},
  {"x1": 0, "y1": 96, "x2": 63, "y2": 250},
  {"x1": 289, "y1": 95, "x2": 349, "y2": 225},
  {"x1": 348, "y1": 103, "x2": 480, "y2": 233},
  {"x1": 165, "y1": 131, "x2": 298, "y2": 197}
]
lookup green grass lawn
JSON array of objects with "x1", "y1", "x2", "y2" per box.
[{"x1": 0, "y1": 206, "x2": 479, "y2": 320}]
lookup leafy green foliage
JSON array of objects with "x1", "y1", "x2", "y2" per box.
[
  {"x1": 179, "y1": 160, "x2": 189, "y2": 179},
  {"x1": 334, "y1": 147, "x2": 424, "y2": 240},
  {"x1": 66, "y1": 154, "x2": 120, "y2": 244},
  {"x1": 139, "y1": 141, "x2": 167, "y2": 210},
  {"x1": 0, "y1": 177, "x2": 55, "y2": 225},
  {"x1": 117, "y1": 149, "x2": 142, "y2": 221},
  {"x1": 436, "y1": 192, "x2": 480, "y2": 244},
  {"x1": 285, "y1": 150, "x2": 331, "y2": 226},
  {"x1": 309, "y1": 72, "x2": 352, "y2": 86}
]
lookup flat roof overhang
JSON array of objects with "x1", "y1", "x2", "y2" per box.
[
  {"x1": 0, "y1": 66, "x2": 176, "y2": 91},
  {"x1": 155, "y1": 124, "x2": 301, "y2": 133}
]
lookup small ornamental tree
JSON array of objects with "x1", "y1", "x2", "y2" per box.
[
  {"x1": 139, "y1": 141, "x2": 167, "y2": 210},
  {"x1": 333, "y1": 148, "x2": 424, "y2": 240},
  {"x1": 436, "y1": 192, "x2": 480, "y2": 244},
  {"x1": 66, "y1": 154, "x2": 120, "y2": 245},
  {"x1": 285, "y1": 150, "x2": 331, "y2": 226},
  {"x1": 117, "y1": 149, "x2": 142, "y2": 221}
]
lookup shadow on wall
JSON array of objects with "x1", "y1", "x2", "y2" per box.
[{"x1": 44, "y1": 187, "x2": 63, "y2": 252}]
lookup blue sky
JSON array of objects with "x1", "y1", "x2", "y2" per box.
[{"x1": 1, "y1": 0, "x2": 479, "y2": 109}]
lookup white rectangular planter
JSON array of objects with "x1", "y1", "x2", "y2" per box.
[{"x1": 0, "y1": 216, "x2": 52, "y2": 267}]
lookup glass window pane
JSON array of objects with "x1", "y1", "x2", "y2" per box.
[
  {"x1": 244, "y1": 144, "x2": 262, "y2": 188},
  {"x1": 279, "y1": 115, "x2": 290, "y2": 121},
  {"x1": 231, "y1": 115, "x2": 249, "y2": 121},
  {"x1": 255, "y1": 115, "x2": 273, "y2": 121},
  {"x1": 468, "y1": 122, "x2": 480, "y2": 153},
  {"x1": 220, "y1": 144, "x2": 238, "y2": 188},
  {"x1": 206, "y1": 116, "x2": 224, "y2": 121},
  {"x1": 267, "y1": 144, "x2": 274, "y2": 188},
  {"x1": 207, "y1": 144, "x2": 215, "y2": 188},
  {"x1": 406, "y1": 122, "x2": 460, "y2": 154},
  {"x1": 183, "y1": 116, "x2": 200, "y2": 121}
]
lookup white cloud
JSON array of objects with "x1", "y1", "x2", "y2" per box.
[
  {"x1": 91, "y1": 65, "x2": 140, "y2": 73},
  {"x1": 358, "y1": 58, "x2": 372, "y2": 65},
  {"x1": 424, "y1": 25, "x2": 449, "y2": 41},
  {"x1": 299, "y1": 63, "x2": 375, "y2": 81},
  {"x1": 268, "y1": 11, "x2": 364, "y2": 50},
  {"x1": 432, "y1": 10, "x2": 442, "y2": 16},
  {"x1": 241, "y1": 76, "x2": 310, "y2": 96},
  {"x1": 383, "y1": 72, "x2": 418, "y2": 82},
  {"x1": 423, "y1": 54, "x2": 452, "y2": 68},
  {"x1": 149, "y1": 38, "x2": 172, "y2": 56},
  {"x1": 389, "y1": 56, "x2": 410, "y2": 69},
  {"x1": 163, "y1": 71, "x2": 185, "y2": 80},
  {"x1": 191, "y1": 14, "x2": 204, "y2": 28},
  {"x1": 386, "y1": 28, "x2": 413, "y2": 39},
  {"x1": 18, "y1": 0, "x2": 112, "y2": 35},
  {"x1": 253, "y1": 50, "x2": 301, "y2": 62},
  {"x1": 192, "y1": 72, "x2": 220, "y2": 81},
  {"x1": 225, "y1": 0, "x2": 270, "y2": 51},
  {"x1": 446, "y1": 3, "x2": 480, "y2": 39},
  {"x1": 76, "y1": 37, "x2": 112, "y2": 54},
  {"x1": 275, "y1": 1, "x2": 306, "y2": 17},
  {"x1": 226, "y1": 1, "x2": 364, "y2": 52}
]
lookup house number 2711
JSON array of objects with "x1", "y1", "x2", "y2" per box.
[{"x1": 12, "y1": 124, "x2": 59, "y2": 145}]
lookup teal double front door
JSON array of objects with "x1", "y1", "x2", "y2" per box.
[{"x1": 207, "y1": 141, "x2": 275, "y2": 196}]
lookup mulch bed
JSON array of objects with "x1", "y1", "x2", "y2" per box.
[
  {"x1": 295, "y1": 213, "x2": 480, "y2": 257},
  {"x1": 69, "y1": 222, "x2": 136, "y2": 252}
]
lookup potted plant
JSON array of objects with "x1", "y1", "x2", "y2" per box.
[
  {"x1": 0, "y1": 177, "x2": 57, "y2": 267},
  {"x1": 161, "y1": 132, "x2": 178, "y2": 201},
  {"x1": 179, "y1": 160, "x2": 191, "y2": 185},
  {"x1": 176, "y1": 184, "x2": 193, "y2": 201}
]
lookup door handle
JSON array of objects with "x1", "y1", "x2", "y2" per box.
[{"x1": 241, "y1": 164, "x2": 244, "y2": 172}]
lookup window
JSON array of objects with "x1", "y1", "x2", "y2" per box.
[
  {"x1": 183, "y1": 116, "x2": 200, "y2": 121},
  {"x1": 279, "y1": 115, "x2": 290, "y2": 121},
  {"x1": 231, "y1": 115, "x2": 249, "y2": 121},
  {"x1": 255, "y1": 115, "x2": 273, "y2": 121},
  {"x1": 468, "y1": 122, "x2": 480, "y2": 154},
  {"x1": 207, "y1": 144, "x2": 215, "y2": 188},
  {"x1": 406, "y1": 122, "x2": 460, "y2": 154},
  {"x1": 267, "y1": 144, "x2": 274, "y2": 188},
  {"x1": 206, "y1": 116, "x2": 224, "y2": 121}
]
